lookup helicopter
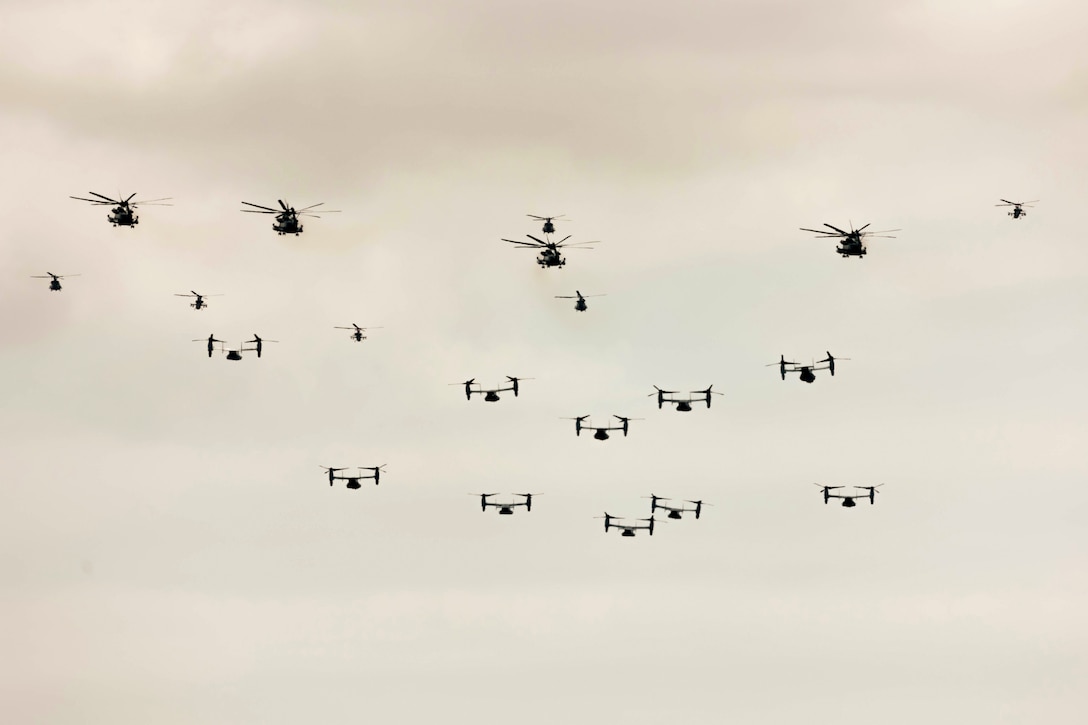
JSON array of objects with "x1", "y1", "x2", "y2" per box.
[
  {"x1": 502, "y1": 234, "x2": 597, "y2": 268},
  {"x1": 334, "y1": 323, "x2": 382, "y2": 342},
  {"x1": 70, "y1": 191, "x2": 172, "y2": 227},
  {"x1": 768, "y1": 352, "x2": 847, "y2": 383},
  {"x1": 31, "y1": 273, "x2": 78, "y2": 291},
  {"x1": 800, "y1": 222, "x2": 899, "y2": 258},
  {"x1": 453, "y1": 377, "x2": 530, "y2": 402},
  {"x1": 995, "y1": 199, "x2": 1037, "y2": 219},
  {"x1": 240, "y1": 200, "x2": 339, "y2": 235},
  {"x1": 322, "y1": 465, "x2": 386, "y2": 488},
  {"x1": 473, "y1": 493, "x2": 537, "y2": 514},
  {"x1": 814, "y1": 484, "x2": 883, "y2": 507},
  {"x1": 645, "y1": 494, "x2": 709, "y2": 520},
  {"x1": 596, "y1": 513, "x2": 659, "y2": 537},
  {"x1": 563, "y1": 415, "x2": 640, "y2": 440},
  {"x1": 193, "y1": 334, "x2": 277, "y2": 360},
  {"x1": 649, "y1": 385, "x2": 722, "y2": 411},
  {"x1": 174, "y1": 291, "x2": 222, "y2": 310},
  {"x1": 554, "y1": 290, "x2": 605, "y2": 312},
  {"x1": 527, "y1": 214, "x2": 566, "y2": 235}
]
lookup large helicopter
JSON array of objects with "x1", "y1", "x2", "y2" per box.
[
  {"x1": 174, "y1": 291, "x2": 222, "y2": 310},
  {"x1": 453, "y1": 377, "x2": 530, "y2": 402},
  {"x1": 768, "y1": 352, "x2": 847, "y2": 383},
  {"x1": 995, "y1": 199, "x2": 1037, "y2": 219},
  {"x1": 645, "y1": 494, "x2": 709, "y2": 520},
  {"x1": 564, "y1": 415, "x2": 640, "y2": 440},
  {"x1": 502, "y1": 234, "x2": 596, "y2": 268},
  {"x1": 31, "y1": 273, "x2": 78, "y2": 291},
  {"x1": 596, "y1": 513, "x2": 659, "y2": 537},
  {"x1": 814, "y1": 484, "x2": 883, "y2": 507},
  {"x1": 193, "y1": 334, "x2": 277, "y2": 360},
  {"x1": 240, "y1": 200, "x2": 339, "y2": 235},
  {"x1": 473, "y1": 493, "x2": 537, "y2": 514},
  {"x1": 70, "y1": 192, "x2": 172, "y2": 227},
  {"x1": 554, "y1": 290, "x2": 604, "y2": 312},
  {"x1": 527, "y1": 214, "x2": 566, "y2": 235},
  {"x1": 334, "y1": 323, "x2": 382, "y2": 342},
  {"x1": 322, "y1": 465, "x2": 386, "y2": 488},
  {"x1": 649, "y1": 385, "x2": 722, "y2": 411},
  {"x1": 800, "y1": 222, "x2": 899, "y2": 258}
]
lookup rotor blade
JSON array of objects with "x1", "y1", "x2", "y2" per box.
[
  {"x1": 800, "y1": 227, "x2": 841, "y2": 237},
  {"x1": 70, "y1": 195, "x2": 113, "y2": 204},
  {"x1": 503, "y1": 238, "x2": 542, "y2": 248},
  {"x1": 89, "y1": 191, "x2": 121, "y2": 203},
  {"x1": 297, "y1": 203, "x2": 324, "y2": 212},
  {"x1": 855, "y1": 223, "x2": 870, "y2": 232},
  {"x1": 133, "y1": 197, "x2": 172, "y2": 204},
  {"x1": 278, "y1": 200, "x2": 290, "y2": 211},
  {"x1": 526, "y1": 234, "x2": 547, "y2": 245},
  {"x1": 823, "y1": 223, "x2": 849, "y2": 235},
  {"x1": 241, "y1": 201, "x2": 279, "y2": 212}
]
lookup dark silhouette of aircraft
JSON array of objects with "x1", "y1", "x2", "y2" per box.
[
  {"x1": 175, "y1": 291, "x2": 221, "y2": 309},
  {"x1": 645, "y1": 494, "x2": 709, "y2": 519},
  {"x1": 995, "y1": 199, "x2": 1037, "y2": 219},
  {"x1": 454, "y1": 377, "x2": 530, "y2": 401},
  {"x1": 554, "y1": 290, "x2": 604, "y2": 311},
  {"x1": 502, "y1": 234, "x2": 596, "y2": 268},
  {"x1": 322, "y1": 465, "x2": 386, "y2": 488},
  {"x1": 814, "y1": 484, "x2": 883, "y2": 507},
  {"x1": 473, "y1": 493, "x2": 537, "y2": 514},
  {"x1": 596, "y1": 513, "x2": 659, "y2": 537},
  {"x1": 800, "y1": 222, "x2": 898, "y2": 258},
  {"x1": 335, "y1": 323, "x2": 382, "y2": 342},
  {"x1": 563, "y1": 415, "x2": 640, "y2": 440},
  {"x1": 241, "y1": 200, "x2": 339, "y2": 235},
  {"x1": 769, "y1": 352, "x2": 847, "y2": 383},
  {"x1": 527, "y1": 214, "x2": 566, "y2": 234},
  {"x1": 649, "y1": 386, "x2": 722, "y2": 411},
  {"x1": 70, "y1": 191, "x2": 171, "y2": 227},
  {"x1": 31, "y1": 272, "x2": 78, "y2": 291},
  {"x1": 193, "y1": 334, "x2": 276, "y2": 360}
]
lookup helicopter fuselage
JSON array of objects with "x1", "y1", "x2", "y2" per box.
[
  {"x1": 538, "y1": 251, "x2": 565, "y2": 268},
  {"x1": 226, "y1": 350, "x2": 243, "y2": 361},
  {"x1": 594, "y1": 428, "x2": 610, "y2": 440},
  {"x1": 574, "y1": 299, "x2": 587, "y2": 311},
  {"x1": 108, "y1": 207, "x2": 137, "y2": 227},
  {"x1": 49, "y1": 280, "x2": 62, "y2": 291},
  {"x1": 484, "y1": 391, "x2": 501, "y2": 402},
  {"x1": 1010, "y1": 207, "x2": 1025, "y2": 218},
  {"x1": 838, "y1": 239, "x2": 866, "y2": 257},
  {"x1": 273, "y1": 214, "x2": 302, "y2": 235},
  {"x1": 799, "y1": 367, "x2": 816, "y2": 383},
  {"x1": 675, "y1": 401, "x2": 693, "y2": 412}
]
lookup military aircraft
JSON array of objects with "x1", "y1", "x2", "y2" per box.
[
  {"x1": 472, "y1": 493, "x2": 537, "y2": 514},
  {"x1": 174, "y1": 291, "x2": 221, "y2": 310},
  {"x1": 814, "y1": 484, "x2": 883, "y2": 507},
  {"x1": 995, "y1": 199, "x2": 1037, "y2": 219},
  {"x1": 70, "y1": 191, "x2": 171, "y2": 227},
  {"x1": 563, "y1": 415, "x2": 639, "y2": 440},
  {"x1": 241, "y1": 200, "x2": 339, "y2": 235},
  {"x1": 322, "y1": 465, "x2": 386, "y2": 488},
  {"x1": 596, "y1": 513, "x2": 659, "y2": 537},
  {"x1": 502, "y1": 234, "x2": 596, "y2": 268},
  {"x1": 453, "y1": 377, "x2": 530, "y2": 402},
  {"x1": 554, "y1": 290, "x2": 605, "y2": 311},
  {"x1": 335, "y1": 323, "x2": 382, "y2": 342},
  {"x1": 645, "y1": 494, "x2": 709, "y2": 520},
  {"x1": 768, "y1": 352, "x2": 847, "y2": 383},
  {"x1": 649, "y1": 385, "x2": 722, "y2": 411},
  {"x1": 193, "y1": 334, "x2": 277, "y2": 360},
  {"x1": 528, "y1": 214, "x2": 566, "y2": 235},
  {"x1": 31, "y1": 272, "x2": 78, "y2": 291},
  {"x1": 800, "y1": 222, "x2": 899, "y2": 258}
]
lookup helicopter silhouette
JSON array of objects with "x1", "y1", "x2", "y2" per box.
[
  {"x1": 645, "y1": 494, "x2": 709, "y2": 520},
  {"x1": 472, "y1": 493, "x2": 538, "y2": 514},
  {"x1": 527, "y1": 214, "x2": 566, "y2": 235},
  {"x1": 334, "y1": 323, "x2": 382, "y2": 342},
  {"x1": 241, "y1": 200, "x2": 339, "y2": 235},
  {"x1": 995, "y1": 199, "x2": 1037, "y2": 219},
  {"x1": 31, "y1": 272, "x2": 78, "y2": 291},
  {"x1": 554, "y1": 290, "x2": 604, "y2": 311},
  {"x1": 502, "y1": 234, "x2": 597, "y2": 268},
  {"x1": 563, "y1": 415, "x2": 640, "y2": 440},
  {"x1": 768, "y1": 352, "x2": 847, "y2": 383},
  {"x1": 453, "y1": 377, "x2": 530, "y2": 402},
  {"x1": 814, "y1": 484, "x2": 883, "y2": 507},
  {"x1": 800, "y1": 222, "x2": 899, "y2": 258},
  {"x1": 70, "y1": 191, "x2": 171, "y2": 227},
  {"x1": 174, "y1": 291, "x2": 222, "y2": 310},
  {"x1": 596, "y1": 513, "x2": 659, "y2": 537},
  {"x1": 193, "y1": 334, "x2": 277, "y2": 360},
  {"x1": 322, "y1": 465, "x2": 386, "y2": 488},
  {"x1": 649, "y1": 385, "x2": 722, "y2": 411}
]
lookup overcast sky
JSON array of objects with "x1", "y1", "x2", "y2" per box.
[{"x1": 2, "y1": 1, "x2": 1087, "y2": 723}]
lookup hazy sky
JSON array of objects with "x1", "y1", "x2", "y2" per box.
[{"x1": 2, "y1": 1, "x2": 1087, "y2": 723}]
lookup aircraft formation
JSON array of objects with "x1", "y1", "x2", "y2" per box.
[{"x1": 35, "y1": 196, "x2": 1039, "y2": 533}]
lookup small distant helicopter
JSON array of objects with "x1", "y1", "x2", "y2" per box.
[
  {"x1": 193, "y1": 334, "x2": 277, "y2": 360},
  {"x1": 502, "y1": 234, "x2": 597, "y2": 268},
  {"x1": 596, "y1": 513, "x2": 659, "y2": 537},
  {"x1": 241, "y1": 200, "x2": 339, "y2": 235},
  {"x1": 174, "y1": 291, "x2": 222, "y2": 310},
  {"x1": 649, "y1": 385, "x2": 722, "y2": 411},
  {"x1": 800, "y1": 222, "x2": 899, "y2": 258},
  {"x1": 453, "y1": 377, "x2": 530, "y2": 402},
  {"x1": 31, "y1": 272, "x2": 79, "y2": 291},
  {"x1": 768, "y1": 352, "x2": 847, "y2": 383},
  {"x1": 814, "y1": 484, "x2": 883, "y2": 507},
  {"x1": 645, "y1": 494, "x2": 709, "y2": 520},
  {"x1": 527, "y1": 214, "x2": 566, "y2": 235},
  {"x1": 554, "y1": 290, "x2": 605, "y2": 311},
  {"x1": 70, "y1": 191, "x2": 172, "y2": 227},
  {"x1": 473, "y1": 493, "x2": 537, "y2": 514},
  {"x1": 995, "y1": 199, "x2": 1037, "y2": 219},
  {"x1": 563, "y1": 415, "x2": 640, "y2": 440},
  {"x1": 334, "y1": 323, "x2": 382, "y2": 342},
  {"x1": 322, "y1": 465, "x2": 386, "y2": 488}
]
